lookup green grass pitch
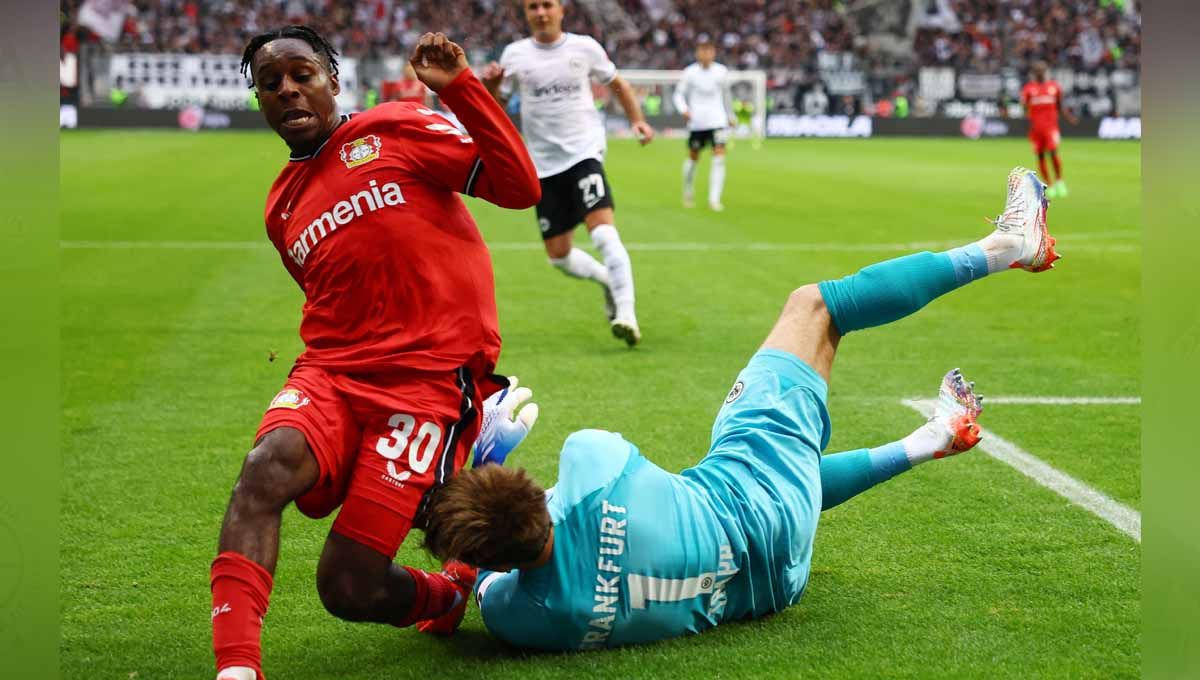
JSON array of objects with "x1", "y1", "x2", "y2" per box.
[{"x1": 60, "y1": 132, "x2": 1140, "y2": 678}]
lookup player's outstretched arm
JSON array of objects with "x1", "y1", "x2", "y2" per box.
[
  {"x1": 608, "y1": 75, "x2": 655, "y2": 145},
  {"x1": 409, "y1": 33, "x2": 540, "y2": 209}
]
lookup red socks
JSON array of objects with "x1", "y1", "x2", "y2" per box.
[
  {"x1": 1052, "y1": 153, "x2": 1062, "y2": 179},
  {"x1": 395, "y1": 566, "x2": 461, "y2": 627},
  {"x1": 1038, "y1": 156, "x2": 1051, "y2": 184},
  {"x1": 211, "y1": 552, "x2": 273, "y2": 678}
]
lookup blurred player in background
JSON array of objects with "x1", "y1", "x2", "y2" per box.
[
  {"x1": 423, "y1": 166, "x2": 1062, "y2": 649},
  {"x1": 673, "y1": 38, "x2": 736, "y2": 211},
  {"x1": 481, "y1": 0, "x2": 655, "y2": 347},
  {"x1": 381, "y1": 62, "x2": 429, "y2": 105},
  {"x1": 1021, "y1": 61, "x2": 1078, "y2": 198},
  {"x1": 210, "y1": 27, "x2": 540, "y2": 680}
]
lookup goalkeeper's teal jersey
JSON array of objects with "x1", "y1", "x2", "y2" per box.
[
  {"x1": 475, "y1": 350, "x2": 829, "y2": 650},
  {"x1": 475, "y1": 429, "x2": 741, "y2": 650}
]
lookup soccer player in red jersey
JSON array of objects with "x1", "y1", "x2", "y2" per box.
[
  {"x1": 209, "y1": 26, "x2": 539, "y2": 680},
  {"x1": 382, "y1": 62, "x2": 430, "y2": 105},
  {"x1": 1021, "y1": 61, "x2": 1079, "y2": 198}
]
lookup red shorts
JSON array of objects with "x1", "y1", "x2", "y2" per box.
[
  {"x1": 1029, "y1": 125, "x2": 1061, "y2": 154},
  {"x1": 256, "y1": 363, "x2": 505, "y2": 558}
]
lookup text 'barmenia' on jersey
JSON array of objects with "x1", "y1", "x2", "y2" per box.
[{"x1": 288, "y1": 179, "x2": 406, "y2": 267}]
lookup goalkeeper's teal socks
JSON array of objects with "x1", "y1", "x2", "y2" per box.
[
  {"x1": 817, "y1": 245, "x2": 989, "y2": 335},
  {"x1": 818, "y1": 443, "x2": 912, "y2": 511}
]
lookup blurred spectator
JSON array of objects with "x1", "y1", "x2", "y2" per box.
[{"x1": 61, "y1": 0, "x2": 1139, "y2": 115}]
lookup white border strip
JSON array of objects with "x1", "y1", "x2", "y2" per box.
[{"x1": 903, "y1": 399, "x2": 1141, "y2": 543}]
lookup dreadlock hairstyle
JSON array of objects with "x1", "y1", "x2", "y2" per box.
[{"x1": 240, "y1": 24, "x2": 340, "y2": 87}]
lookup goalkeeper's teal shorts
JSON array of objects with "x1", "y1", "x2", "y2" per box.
[{"x1": 681, "y1": 349, "x2": 829, "y2": 618}]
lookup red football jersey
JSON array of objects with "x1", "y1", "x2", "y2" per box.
[
  {"x1": 263, "y1": 73, "x2": 540, "y2": 375},
  {"x1": 1021, "y1": 80, "x2": 1062, "y2": 130}
]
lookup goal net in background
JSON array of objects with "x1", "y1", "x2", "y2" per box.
[{"x1": 601, "y1": 69, "x2": 767, "y2": 144}]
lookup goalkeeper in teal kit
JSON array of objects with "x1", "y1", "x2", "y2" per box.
[{"x1": 421, "y1": 168, "x2": 1060, "y2": 649}]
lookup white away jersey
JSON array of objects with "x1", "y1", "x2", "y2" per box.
[
  {"x1": 499, "y1": 33, "x2": 616, "y2": 178},
  {"x1": 672, "y1": 62, "x2": 733, "y2": 132}
]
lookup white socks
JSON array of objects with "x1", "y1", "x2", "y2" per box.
[
  {"x1": 550, "y1": 248, "x2": 610, "y2": 286},
  {"x1": 683, "y1": 158, "x2": 697, "y2": 198},
  {"x1": 589, "y1": 224, "x2": 636, "y2": 320},
  {"x1": 900, "y1": 419, "x2": 952, "y2": 467},
  {"x1": 709, "y1": 156, "x2": 726, "y2": 205},
  {"x1": 975, "y1": 231, "x2": 1022, "y2": 274}
]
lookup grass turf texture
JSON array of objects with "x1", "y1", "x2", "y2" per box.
[{"x1": 61, "y1": 133, "x2": 1140, "y2": 678}]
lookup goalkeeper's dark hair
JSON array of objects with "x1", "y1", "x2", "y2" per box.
[
  {"x1": 423, "y1": 465, "x2": 552, "y2": 568},
  {"x1": 240, "y1": 25, "x2": 339, "y2": 87}
]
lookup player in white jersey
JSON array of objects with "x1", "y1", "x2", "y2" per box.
[
  {"x1": 672, "y1": 39, "x2": 736, "y2": 212},
  {"x1": 482, "y1": 0, "x2": 655, "y2": 347}
]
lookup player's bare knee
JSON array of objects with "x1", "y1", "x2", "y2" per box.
[
  {"x1": 544, "y1": 238, "x2": 571, "y2": 260},
  {"x1": 233, "y1": 428, "x2": 314, "y2": 511},
  {"x1": 783, "y1": 284, "x2": 828, "y2": 321}
]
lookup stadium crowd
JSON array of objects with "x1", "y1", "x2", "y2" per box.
[{"x1": 64, "y1": 0, "x2": 1140, "y2": 73}]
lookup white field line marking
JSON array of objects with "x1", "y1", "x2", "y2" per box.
[
  {"x1": 61, "y1": 240, "x2": 265, "y2": 250},
  {"x1": 59, "y1": 235, "x2": 1139, "y2": 253},
  {"x1": 973, "y1": 396, "x2": 1141, "y2": 405},
  {"x1": 903, "y1": 399, "x2": 1141, "y2": 542}
]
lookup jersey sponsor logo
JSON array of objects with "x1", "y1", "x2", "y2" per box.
[
  {"x1": 287, "y1": 179, "x2": 406, "y2": 267},
  {"x1": 268, "y1": 388, "x2": 310, "y2": 410},
  {"x1": 530, "y1": 80, "x2": 584, "y2": 99},
  {"x1": 340, "y1": 134, "x2": 382, "y2": 169},
  {"x1": 725, "y1": 380, "x2": 744, "y2": 404}
]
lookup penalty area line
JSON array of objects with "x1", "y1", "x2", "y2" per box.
[{"x1": 902, "y1": 399, "x2": 1140, "y2": 543}]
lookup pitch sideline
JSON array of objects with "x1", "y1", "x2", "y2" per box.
[{"x1": 902, "y1": 398, "x2": 1141, "y2": 543}]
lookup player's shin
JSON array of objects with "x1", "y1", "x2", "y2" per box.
[
  {"x1": 709, "y1": 155, "x2": 726, "y2": 207},
  {"x1": 818, "y1": 444, "x2": 911, "y2": 511},
  {"x1": 590, "y1": 225, "x2": 636, "y2": 320},
  {"x1": 211, "y1": 552, "x2": 273, "y2": 679},
  {"x1": 550, "y1": 248, "x2": 611, "y2": 286},
  {"x1": 816, "y1": 247, "x2": 985, "y2": 335},
  {"x1": 682, "y1": 158, "x2": 697, "y2": 199}
]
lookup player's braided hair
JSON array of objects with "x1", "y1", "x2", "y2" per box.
[{"x1": 240, "y1": 24, "x2": 339, "y2": 87}]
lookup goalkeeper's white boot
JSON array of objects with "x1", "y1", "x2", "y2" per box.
[
  {"x1": 216, "y1": 667, "x2": 256, "y2": 680},
  {"x1": 925, "y1": 368, "x2": 983, "y2": 459},
  {"x1": 991, "y1": 166, "x2": 1061, "y2": 273},
  {"x1": 611, "y1": 317, "x2": 641, "y2": 347}
]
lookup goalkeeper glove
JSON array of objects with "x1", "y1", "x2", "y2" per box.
[{"x1": 472, "y1": 376, "x2": 539, "y2": 467}]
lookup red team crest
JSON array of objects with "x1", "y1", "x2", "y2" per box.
[
  {"x1": 340, "y1": 134, "x2": 382, "y2": 168},
  {"x1": 267, "y1": 388, "x2": 310, "y2": 410}
]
